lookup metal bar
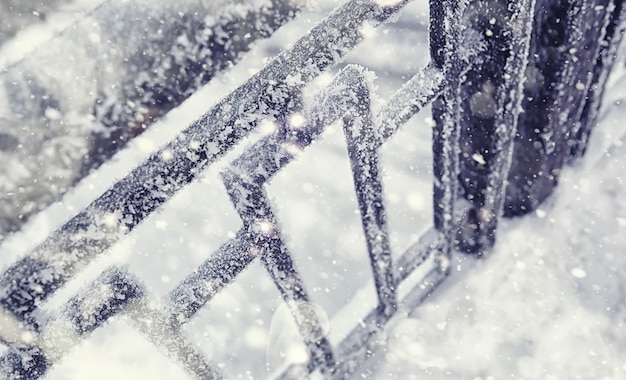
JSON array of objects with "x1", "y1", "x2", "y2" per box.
[
  {"x1": 0, "y1": 268, "x2": 144, "y2": 379},
  {"x1": 1, "y1": 267, "x2": 223, "y2": 379},
  {"x1": 434, "y1": 0, "x2": 535, "y2": 254},
  {"x1": 429, "y1": 0, "x2": 466, "y2": 255},
  {"x1": 125, "y1": 297, "x2": 223, "y2": 379},
  {"x1": 477, "y1": 0, "x2": 537, "y2": 252},
  {"x1": 340, "y1": 67, "x2": 397, "y2": 317},
  {"x1": 0, "y1": 0, "x2": 305, "y2": 241},
  {"x1": 221, "y1": 169, "x2": 336, "y2": 373},
  {"x1": 0, "y1": 0, "x2": 413, "y2": 325},
  {"x1": 168, "y1": 231, "x2": 256, "y2": 322},
  {"x1": 277, "y1": 227, "x2": 449, "y2": 379},
  {"x1": 505, "y1": 0, "x2": 620, "y2": 216},
  {"x1": 570, "y1": 0, "x2": 626, "y2": 157}
]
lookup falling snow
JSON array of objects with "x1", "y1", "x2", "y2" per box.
[{"x1": 1, "y1": 0, "x2": 626, "y2": 379}]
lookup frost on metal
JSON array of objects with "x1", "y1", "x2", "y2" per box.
[
  {"x1": 572, "y1": 0, "x2": 626, "y2": 157},
  {"x1": 428, "y1": 0, "x2": 625, "y2": 255},
  {"x1": 506, "y1": 0, "x2": 626, "y2": 217},
  {"x1": 0, "y1": 266, "x2": 223, "y2": 379},
  {"x1": 217, "y1": 63, "x2": 445, "y2": 378},
  {"x1": 431, "y1": 0, "x2": 535, "y2": 255},
  {"x1": 0, "y1": 0, "x2": 410, "y2": 325},
  {"x1": 1, "y1": 0, "x2": 607, "y2": 377},
  {"x1": 0, "y1": 1, "x2": 449, "y2": 378},
  {"x1": 429, "y1": 0, "x2": 468, "y2": 256},
  {"x1": 0, "y1": 0, "x2": 304, "y2": 242}
]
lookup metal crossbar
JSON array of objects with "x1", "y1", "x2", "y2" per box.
[
  {"x1": 0, "y1": 0, "x2": 545, "y2": 378},
  {"x1": 0, "y1": 0, "x2": 309, "y2": 240}
]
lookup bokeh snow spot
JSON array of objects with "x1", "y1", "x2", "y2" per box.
[
  {"x1": 289, "y1": 113, "x2": 307, "y2": 128},
  {"x1": 571, "y1": 267, "x2": 587, "y2": 279}
]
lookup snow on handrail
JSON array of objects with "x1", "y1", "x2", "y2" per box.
[
  {"x1": 0, "y1": 0, "x2": 304, "y2": 242},
  {"x1": 0, "y1": 0, "x2": 543, "y2": 378},
  {"x1": 0, "y1": 0, "x2": 422, "y2": 378},
  {"x1": 0, "y1": 0, "x2": 411, "y2": 323},
  {"x1": 218, "y1": 64, "x2": 443, "y2": 377},
  {"x1": 0, "y1": 55, "x2": 444, "y2": 380}
]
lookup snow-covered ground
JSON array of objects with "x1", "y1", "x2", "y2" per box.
[{"x1": 1, "y1": 1, "x2": 625, "y2": 379}]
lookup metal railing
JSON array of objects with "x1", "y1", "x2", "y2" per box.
[{"x1": 0, "y1": 0, "x2": 624, "y2": 378}]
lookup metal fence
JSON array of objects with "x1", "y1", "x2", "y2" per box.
[{"x1": 0, "y1": 0, "x2": 624, "y2": 378}]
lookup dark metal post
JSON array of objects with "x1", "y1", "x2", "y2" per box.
[
  {"x1": 432, "y1": 0, "x2": 535, "y2": 254},
  {"x1": 505, "y1": 0, "x2": 626, "y2": 216}
]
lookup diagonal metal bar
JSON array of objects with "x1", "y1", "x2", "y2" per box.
[
  {"x1": 125, "y1": 295, "x2": 223, "y2": 379},
  {"x1": 340, "y1": 67, "x2": 397, "y2": 317},
  {"x1": 278, "y1": 227, "x2": 449, "y2": 380},
  {"x1": 338, "y1": 64, "x2": 445, "y2": 320},
  {"x1": 167, "y1": 230, "x2": 256, "y2": 322},
  {"x1": 0, "y1": 0, "x2": 414, "y2": 326},
  {"x1": 0, "y1": 0, "x2": 306, "y2": 242},
  {"x1": 1, "y1": 267, "x2": 223, "y2": 379},
  {"x1": 222, "y1": 138, "x2": 337, "y2": 373},
  {"x1": 218, "y1": 63, "x2": 443, "y2": 376},
  {"x1": 167, "y1": 60, "x2": 443, "y2": 328},
  {"x1": 0, "y1": 268, "x2": 145, "y2": 379}
]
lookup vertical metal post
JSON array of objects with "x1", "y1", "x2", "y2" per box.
[
  {"x1": 505, "y1": 0, "x2": 625, "y2": 216},
  {"x1": 431, "y1": 0, "x2": 536, "y2": 255},
  {"x1": 570, "y1": 0, "x2": 626, "y2": 157},
  {"x1": 430, "y1": 0, "x2": 465, "y2": 255}
]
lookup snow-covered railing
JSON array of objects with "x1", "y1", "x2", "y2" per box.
[
  {"x1": 435, "y1": 0, "x2": 626, "y2": 254},
  {"x1": 0, "y1": 0, "x2": 303, "y2": 241},
  {"x1": 0, "y1": 0, "x2": 624, "y2": 378}
]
